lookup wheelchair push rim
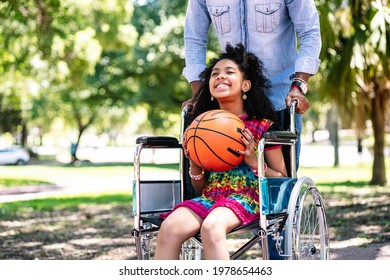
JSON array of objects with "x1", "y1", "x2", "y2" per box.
[{"x1": 285, "y1": 177, "x2": 330, "y2": 260}]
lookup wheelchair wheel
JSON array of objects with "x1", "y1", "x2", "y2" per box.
[{"x1": 284, "y1": 177, "x2": 330, "y2": 260}]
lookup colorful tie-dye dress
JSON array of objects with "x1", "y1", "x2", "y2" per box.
[{"x1": 161, "y1": 116, "x2": 275, "y2": 225}]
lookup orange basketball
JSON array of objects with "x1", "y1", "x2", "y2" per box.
[{"x1": 185, "y1": 110, "x2": 246, "y2": 172}]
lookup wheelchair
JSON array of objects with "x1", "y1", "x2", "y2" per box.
[{"x1": 131, "y1": 101, "x2": 330, "y2": 260}]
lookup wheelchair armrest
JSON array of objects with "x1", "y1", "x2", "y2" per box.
[
  {"x1": 136, "y1": 136, "x2": 181, "y2": 148},
  {"x1": 263, "y1": 131, "x2": 298, "y2": 141}
]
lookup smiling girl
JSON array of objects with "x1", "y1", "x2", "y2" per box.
[{"x1": 155, "y1": 44, "x2": 287, "y2": 260}]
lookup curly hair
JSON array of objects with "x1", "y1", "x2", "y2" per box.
[{"x1": 192, "y1": 44, "x2": 277, "y2": 122}]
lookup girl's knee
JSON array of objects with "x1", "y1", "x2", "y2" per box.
[
  {"x1": 201, "y1": 218, "x2": 226, "y2": 241},
  {"x1": 159, "y1": 218, "x2": 181, "y2": 237},
  {"x1": 159, "y1": 217, "x2": 197, "y2": 242}
]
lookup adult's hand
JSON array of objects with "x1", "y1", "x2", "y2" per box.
[
  {"x1": 285, "y1": 87, "x2": 310, "y2": 115},
  {"x1": 182, "y1": 80, "x2": 203, "y2": 109},
  {"x1": 182, "y1": 98, "x2": 193, "y2": 109}
]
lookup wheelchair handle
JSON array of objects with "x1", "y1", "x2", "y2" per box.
[
  {"x1": 289, "y1": 100, "x2": 297, "y2": 178},
  {"x1": 183, "y1": 104, "x2": 193, "y2": 115},
  {"x1": 289, "y1": 100, "x2": 297, "y2": 133},
  {"x1": 180, "y1": 104, "x2": 193, "y2": 143}
]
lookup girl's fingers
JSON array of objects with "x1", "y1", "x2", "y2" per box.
[
  {"x1": 241, "y1": 128, "x2": 255, "y2": 148},
  {"x1": 240, "y1": 135, "x2": 249, "y2": 145},
  {"x1": 242, "y1": 128, "x2": 254, "y2": 139}
]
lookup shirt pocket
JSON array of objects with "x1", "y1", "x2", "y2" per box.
[
  {"x1": 207, "y1": 5, "x2": 231, "y2": 35},
  {"x1": 255, "y1": 2, "x2": 281, "y2": 33}
]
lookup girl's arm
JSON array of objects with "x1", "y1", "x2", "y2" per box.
[
  {"x1": 264, "y1": 148, "x2": 288, "y2": 177},
  {"x1": 188, "y1": 159, "x2": 208, "y2": 195},
  {"x1": 183, "y1": 132, "x2": 208, "y2": 195}
]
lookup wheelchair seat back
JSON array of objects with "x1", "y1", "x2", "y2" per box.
[{"x1": 133, "y1": 180, "x2": 181, "y2": 215}]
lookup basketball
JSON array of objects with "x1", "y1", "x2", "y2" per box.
[{"x1": 185, "y1": 109, "x2": 246, "y2": 172}]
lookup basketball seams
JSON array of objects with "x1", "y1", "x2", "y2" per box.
[
  {"x1": 186, "y1": 109, "x2": 246, "y2": 172},
  {"x1": 186, "y1": 127, "x2": 245, "y2": 147},
  {"x1": 191, "y1": 110, "x2": 211, "y2": 170},
  {"x1": 197, "y1": 117, "x2": 244, "y2": 123},
  {"x1": 190, "y1": 135, "x2": 237, "y2": 170}
]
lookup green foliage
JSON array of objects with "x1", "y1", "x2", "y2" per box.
[
  {"x1": 0, "y1": 0, "x2": 224, "y2": 142},
  {"x1": 317, "y1": 0, "x2": 389, "y2": 116},
  {"x1": 0, "y1": 0, "x2": 194, "y2": 143}
]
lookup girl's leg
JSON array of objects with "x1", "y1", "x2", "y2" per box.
[
  {"x1": 155, "y1": 207, "x2": 203, "y2": 259},
  {"x1": 200, "y1": 207, "x2": 241, "y2": 260}
]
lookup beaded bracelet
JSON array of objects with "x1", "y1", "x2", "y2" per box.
[
  {"x1": 251, "y1": 163, "x2": 267, "y2": 177},
  {"x1": 189, "y1": 168, "x2": 205, "y2": 181}
]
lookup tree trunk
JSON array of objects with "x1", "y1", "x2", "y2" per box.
[
  {"x1": 357, "y1": 136, "x2": 363, "y2": 154},
  {"x1": 369, "y1": 83, "x2": 388, "y2": 186},
  {"x1": 21, "y1": 122, "x2": 28, "y2": 148},
  {"x1": 71, "y1": 109, "x2": 97, "y2": 164},
  {"x1": 73, "y1": 130, "x2": 83, "y2": 161},
  {"x1": 328, "y1": 103, "x2": 339, "y2": 167}
]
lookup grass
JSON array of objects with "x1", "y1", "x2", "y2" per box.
[
  {"x1": 0, "y1": 162, "x2": 179, "y2": 187},
  {"x1": 0, "y1": 162, "x2": 178, "y2": 175},
  {"x1": 0, "y1": 178, "x2": 53, "y2": 188},
  {"x1": 0, "y1": 192, "x2": 132, "y2": 218},
  {"x1": 299, "y1": 162, "x2": 376, "y2": 184}
]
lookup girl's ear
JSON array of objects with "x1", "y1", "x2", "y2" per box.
[{"x1": 242, "y1": 80, "x2": 251, "y2": 92}]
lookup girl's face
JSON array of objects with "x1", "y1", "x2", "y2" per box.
[{"x1": 209, "y1": 59, "x2": 249, "y2": 102}]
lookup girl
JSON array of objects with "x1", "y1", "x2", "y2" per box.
[{"x1": 155, "y1": 44, "x2": 287, "y2": 260}]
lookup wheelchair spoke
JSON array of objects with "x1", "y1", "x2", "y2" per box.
[{"x1": 296, "y1": 186, "x2": 327, "y2": 260}]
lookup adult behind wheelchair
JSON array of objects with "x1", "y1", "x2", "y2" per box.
[{"x1": 131, "y1": 101, "x2": 330, "y2": 260}]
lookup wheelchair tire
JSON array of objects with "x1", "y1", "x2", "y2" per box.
[{"x1": 284, "y1": 177, "x2": 330, "y2": 260}]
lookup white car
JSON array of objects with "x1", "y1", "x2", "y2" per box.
[{"x1": 0, "y1": 146, "x2": 30, "y2": 165}]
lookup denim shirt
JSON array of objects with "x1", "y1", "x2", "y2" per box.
[{"x1": 183, "y1": 0, "x2": 322, "y2": 113}]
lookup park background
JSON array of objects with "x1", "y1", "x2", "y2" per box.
[{"x1": 0, "y1": 0, "x2": 389, "y2": 260}]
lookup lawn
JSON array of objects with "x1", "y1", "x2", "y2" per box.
[
  {"x1": 0, "y1": 162, "x2": 178, "y2": 186},
  {"x1": 0, "y1": 161, "x2": 389, "y2": 259}
]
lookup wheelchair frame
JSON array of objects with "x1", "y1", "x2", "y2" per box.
[{"x1": 132, "y1": 101, "x2": 330, "y2": 260}]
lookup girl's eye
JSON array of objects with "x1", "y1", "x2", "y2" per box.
[
  {"x1": 227, "y1": 71, "x2": 235, "y2": 75},
  {"x1": 211, "y1": 72, "x2": 219, "y2": 76}
]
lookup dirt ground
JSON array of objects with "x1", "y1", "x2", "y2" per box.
[{"x1": 0, "y1": 188, "x2": 389, "y2": 260}]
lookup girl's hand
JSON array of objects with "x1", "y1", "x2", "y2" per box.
[{"x1": 237, "y1": 127, "x2": 257, "y2": 169}]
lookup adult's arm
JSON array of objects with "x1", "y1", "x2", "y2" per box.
[
  {"x1": 285, "y1": 0, "x2": 322, "y2": 113},
  {"x1": 182, "y1": 0, "x2": 211, "y2": 95},
  {"x1": 287, "y1": 0, "x2": 322, "y2": 78}
]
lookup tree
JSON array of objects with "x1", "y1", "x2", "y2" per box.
[
  {"x1": 0, "y1": 0, "x2": 47, "y2": 145},
  {"x1": 130, "y1": 0, "x2": 221, "y2": 132},
  {"x1": 316, "y1": 0, "x2": 389, "y2": 185},
  {"x1": 1, "y1": 0, "x2": 140, "y2": 159}
]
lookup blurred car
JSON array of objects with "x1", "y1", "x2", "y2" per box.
[{"x1": 0, "y1": 146, "x2": 30, "y2": 165}]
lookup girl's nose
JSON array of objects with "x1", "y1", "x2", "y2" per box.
[{"x1": 216, "y1": 72, "x2": 226, "y2": 79}]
